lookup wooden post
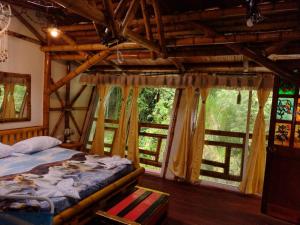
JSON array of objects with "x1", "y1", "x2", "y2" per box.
[
  {"x1": 43, "y1": 52, "x2": 51, "y2": 134},
  {"x1": 64, "y1": 64, "x2": 71, "y2": 142}
]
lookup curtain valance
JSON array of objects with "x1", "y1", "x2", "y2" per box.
[{"x1": 80, "y1": 73, "x2": 274, "y2": 90}]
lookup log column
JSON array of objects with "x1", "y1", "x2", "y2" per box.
[{"x1": 43, "y1": 52, "x2": 51, "y2": 134}]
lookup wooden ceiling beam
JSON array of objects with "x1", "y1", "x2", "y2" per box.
[
  {"x1": 123, "y1": 28, "x2": 162, "y2": 54},
  {"x1": 43, "y1": 30, "x2": 300, "y2": 51},
  {"x1": 50, "y1": 0, "x2": 105, "y2": 23},
  {"x1": 59, "y1": 32, "x2": 89, "y2": 59},
  {"x1": 41, "y1": 42, "x2": 141, "y2": 52},
  {"x1": 172, "y1": 31, "x2": 300, "y2": 47},
  {"x1": 49, "y1": 49, "x2": 111, "y2": 93},
  {"x1": 263, "y1": 41, "x2": 290, "y2": 56},
  {"x1": 140, "y1": 0, "x2": 156, "y2": 59},
  {"x1": 227, "y1": 44, "x2": 299, "y2": 85},
  {"x1": 152, "y1": 0, "x2": 167, "y2": 58},
  {"x1": 130, "y1": 1, "x2": 299, "y2": 26},
  {"x1": 51, "y1": 51, "x2": 300, "y2": 62}
]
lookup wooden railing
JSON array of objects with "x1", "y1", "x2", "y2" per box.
[
  {"x1": 201, "y1": 129, "x2": 247, "y2": 182},
  {"x1": 87, "y1": 119, "x2": 169, "y2": 167},
  {"x1": 87, "y1": 120, "x2": 256, "y2": 182}
]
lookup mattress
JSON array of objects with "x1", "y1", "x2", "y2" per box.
[{"x1": 0, "y1": 147, "x2": 133, "y2": 214}]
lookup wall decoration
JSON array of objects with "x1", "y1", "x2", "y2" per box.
[
  {"x1": 274, "y1": 123, "x2": 291, "y2": 146},
  {"x1": 0, "y1": 72, "x2": 31, "y2": 122},
  {"x1": 294, "y1": 125, "x2": 300, "y2": 148},
  {"x1": 278, "y1": 80, "x2": 296, "y2": 95},
  {"x1": 296, "y1": 98, "x2": 300, "y2": 122},
  {"x1": 276, "y1": 98, "x2": 294, "y2": 121}
]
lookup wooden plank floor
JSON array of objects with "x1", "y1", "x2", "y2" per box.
[{"x1": 139, "y1": 174, "x2": 293, "y2": 225}]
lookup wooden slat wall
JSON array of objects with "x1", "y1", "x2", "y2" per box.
[{"x1": 0, "y1": 126, "x2": 46, "y2": 145}]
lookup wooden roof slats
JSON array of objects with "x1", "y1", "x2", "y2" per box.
[
  {"x1": 51, "y1": 0, "x2": 105, "y2": 24},
  {"x1": 130, "y1": 1, "x2": 299, "y2": 26}
]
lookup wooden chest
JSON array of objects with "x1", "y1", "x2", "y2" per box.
[{"x1": 95, "y1": 186, "x2": 169, "y2": 225}]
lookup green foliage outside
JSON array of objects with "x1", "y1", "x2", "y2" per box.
[
  {"x1": 202, "y1": 89, "x2": 272, "y2": 186},
  {"x1": 0, "y1": 84, "x2": 27, "y2": 114},
  {"x1": 88, "y1": 87, "x2": 272, "y2": 186}
]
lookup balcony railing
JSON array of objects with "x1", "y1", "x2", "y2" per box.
[{"x1": 87, "y1": 119, "x2": 255, "y2": 183}]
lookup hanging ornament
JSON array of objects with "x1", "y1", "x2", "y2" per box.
[{"x1": 0, "y1": 2, "x2": 11, "y2": 63}]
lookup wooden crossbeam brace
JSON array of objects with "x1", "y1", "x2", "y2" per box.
[
  {"x1": 263, "y1": 41, "x2": 290, "y2": 56},
  {"x1": 49, "y1": 50, "x2": 111, "y2": 93},
  {"x1": 227, "y1": 44, "x2": 300, "y2": 85},
  {"x1": 121, "y1": 0, "x2": 140, "y2": 32},
  {"x1": 11, "y1": 7, "x2": 46, "y2": 44},
  {"x1": 102, "y1": 0, "x2": 119, "y2": 37},
  {"x1": 124, "y1": 28, "x2": 161, "y2": 54},
  {"x1": 169, "y1": 58, "x2": 185, "y2": 73},
  {"x1": 151, "y1": 0, "x2": 167, "y2": 58},
  {"x1": 50, "y1": 78, "x2": 65, "y2": 107},
  {"x1": 114, "y1": 0, "x2": 131, "y2": 20},
  {"x1": 140, "y1": 0, "x2": 156, "y2": 59},
  {"x1": 71, "y1": 85, "x2": 87, "y2": 106}
]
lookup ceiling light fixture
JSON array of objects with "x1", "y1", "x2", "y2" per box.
[{"x1": 48, "y1": 27, "x2": 60, "y2": 38}]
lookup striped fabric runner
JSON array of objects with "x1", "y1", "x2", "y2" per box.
[{"x1": 107, "y1": 188, "x2": 168, "y2": 223}]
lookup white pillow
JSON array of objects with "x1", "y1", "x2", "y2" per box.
[
  {"x1": 13, "y1": 136, "x2": 62, "y2": 154},
  {"x1": 0, "y1": 143, "x2": 13, "y2": 158}
]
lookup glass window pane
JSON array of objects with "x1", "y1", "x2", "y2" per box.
[
  {"x1": 274, "y1": 122, "x2": 291, "y2": 146},
  {"x1": 276, "y1": 97, "x2": 294, "y2": 121}
]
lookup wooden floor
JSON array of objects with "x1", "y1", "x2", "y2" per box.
[{"x1": 139, "y1": 174, "x2": 293, "y2": 225}]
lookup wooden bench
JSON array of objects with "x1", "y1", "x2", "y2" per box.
[{"x1": 95, "y1": 186, "x2": 169, "y2": 225}]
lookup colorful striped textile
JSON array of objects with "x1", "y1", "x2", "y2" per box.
[{"x1": 96, "y1": 186, "x2": 169, "y2": 225}]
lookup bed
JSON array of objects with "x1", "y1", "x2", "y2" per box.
[{"x1": 0, "y1": 126, "x2": 145, "y2": 225}]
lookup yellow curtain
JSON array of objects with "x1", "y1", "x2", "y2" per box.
[
  {"x1": 4, "y1": 84, "x2": 16, "y2": 118},
  {"x1": 188, "y1": 88, "x2": 210, "y2": 183},
  {"x1": 91, "y1": 85, "x2": 110, "y2": 155},
  {"x1": 112, "y1": 85, "x2": 131, "y2": 157},
  {"x1": 240, "y1": 88, "x2": 271, "y2": 194},
  {"x1": 170, "y1": 87, "x2": 195, "y2": 179},
  {"x1": 127, "y1": 86, "x2": 140, "y2": 166}
]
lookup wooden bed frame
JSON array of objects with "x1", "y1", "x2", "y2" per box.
[{"x1": 0, "y1": 126, "x2": 145, "y2": 225}]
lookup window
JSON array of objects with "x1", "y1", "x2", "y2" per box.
[
  {"x1": 200, "y1": 89, "x2": 272, "y2": 187},
  {"x1": 86, "y1": 87, "x2": 176, "y2": 173}
]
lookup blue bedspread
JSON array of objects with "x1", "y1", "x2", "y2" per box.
[
  {"x1": 0, "y1": 148, "x2": 133, "y2": 214},
  {"x1": 0, "y1": 147, "x2": 79, "y2": 177}
]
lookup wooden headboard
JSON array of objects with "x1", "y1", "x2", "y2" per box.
[{"x1": 0, "y1": 126, "x2": 47, "y2": 145}]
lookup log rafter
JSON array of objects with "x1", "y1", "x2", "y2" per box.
[
  {"x1": 49, "y1": 50, "x2": 111, "y2": 93},
  {"x1": 190, "y1": 22, "x2": 299, "y2": 84}
]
